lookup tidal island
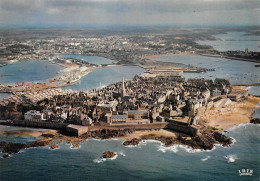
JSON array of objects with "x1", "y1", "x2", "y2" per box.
[{"x1": 1, "y1": 73, "x2": 259, "y2": 156}]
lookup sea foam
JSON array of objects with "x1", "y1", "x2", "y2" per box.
[
  {"x1": 118, "y1": 151, "x2": 126, "y2": 157},
  {"x1": 158, "y1": 144, "x2": 206, "y2": 154},
  {"x1": 227, "y1": 123, "x2": 250, "y2": 132},
  {"x1": 70, "y1": 144, "x2": 81, "y2": 149},
  {"x1": 201, "y1": 156, "x2": 211, "y2": 162},
  {"x1": 158, "y1": 144, "x2": 178, "y2": 153},
  {"x1": 225, "y1": 154, "x2": 238, "y2": 163}
]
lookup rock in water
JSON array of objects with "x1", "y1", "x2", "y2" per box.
[
  {"x1": 250, "y1": 118, "x2": 260, "y2": 124},
  {"x1": 102, "y1": 151, "x2": 116, "y2": 159},
  {"x1": 123, "y1": 138, "x2": 141, "y2": 146},
  {"x1": 0, "y1": 138, "x2": 53, "y2": 154},
  {"x1": 2, "y1": 153, "x2": 10, "y2": 158},
  {"x1": 50, "y1": 144, "x2": 59, "y2": 150},
  {"x1": 72, "y1": 143, "x2": 80, "y2": 149}
]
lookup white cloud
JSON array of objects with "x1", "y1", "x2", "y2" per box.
[{"x1": 0, "y1": 0, "x2": 259, "y2": 26}]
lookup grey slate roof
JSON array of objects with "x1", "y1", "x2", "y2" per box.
[{"x1": 111, "y1": 115, "x2": 128, "y2": 119}]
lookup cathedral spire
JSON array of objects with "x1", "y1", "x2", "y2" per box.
[{"x1": 122, "y1": 78, "x2": 126, "y2": 97}]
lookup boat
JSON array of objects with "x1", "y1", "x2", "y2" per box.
[{"x1": 254, "y1": 64, "x2": 260, "y2": 67}]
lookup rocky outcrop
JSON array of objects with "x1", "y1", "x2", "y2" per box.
[
  {"x1": 2, "y1": 153, "x2": 10, "y2": 158},
  {"x1": 250, "y1": 118, "x2": 260, "y2": 124},
  {"x1": 213, "y1": 132, "x2": 232, "y2": 146},
  {"x1": 72, "y1": 143, "x2": 80, "y2": 149},
  {"x1": 0, "y1": 138, "x2": 53, "y2": 154},
  {"x1": 0, "y1": 142, "x2": 24, "y2": 154},
  {"x1": 123, "y1": 135, "x2": 177, "y2": 147},
  {"x1": 142, "y1": 134, "x2": 177, "y2": 146},
  {"x1": 102, "y1": 151, "x2": 116, "y2": 159},
  {"x1": 183, "y1": 126, "x2": 233, "y2": 150},
  {"x1": 50, "y1": 144, "x2": 59, "y2": 150},
  {"x1": 42, "y1": 134, "x2": 55, "y2": 138},
  {"x1": 80, "y1": 129, "x2": 135, "y2": 139},
  {"x1": 123, "y1": 138, "x2": 141, "y2": 146},
  {"x1": 122, "y1": 126, "x2": 232, "y2": 150}
]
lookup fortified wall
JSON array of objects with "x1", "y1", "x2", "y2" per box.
[
  {"x1": 12, "y1": 120, "x2": 69, "y2": 130},
  {"x1": 6, "y1": 120, "x2": 198, "y2": 137}
]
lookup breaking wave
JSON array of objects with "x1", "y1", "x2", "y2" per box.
[
  {"x1": 157, "y1": 144, "x2": 207, "y2": 153},
  {"x1": 201, "y1": 156, "x2": 211, "y2": 162},
  {"x1": 225, "y1": 154, "x2": 238, "y2": 163},
  {"x1": 158, "y1": 144, "x2": 178, "y2": 153},
  {"x1": 118, "y1": 151, "x2": 126, "y2": 157},
  {"x1": 70, "y1": 144, "x2": 81, "y2": 149},
  {"x1": 227, "y1": 123, "x2": 251, "y2": 132}
]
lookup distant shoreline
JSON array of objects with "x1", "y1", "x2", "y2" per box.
[
  {"x1": 197, "y1": 53, "x2": 260, "y2": 63},
  {"x1": 145, "y1": 52, "x2": 192, "y2": 60}
]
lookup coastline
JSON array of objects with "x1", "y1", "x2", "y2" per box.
[
  {"x1": 0, "y1": 86, "x2": 260, "y2": 151},
  {"x1": 201, "y1": 95, "x2": 260, "y2": 131},
  {"x1": 3, "y1": 61, "x2": 94, "y2": 93},
  {"x1": 197, "y1": 53, "x2": 260, "y2": 63},
  {"x1": 145, "y1": 52, "x2": 192, "y2": 60},
  {"x1": 122, "y1": 129, "x2": 177, "y2": 141},
  {"x1": 1, "y1": 93, "x2": 259, "y2": 154},
  {"x1": 146, "y1": 52, "x2": 260, "y2": 64},
  {"x1": 1, "y1": 86, "x2": 260, "y2": 155}
]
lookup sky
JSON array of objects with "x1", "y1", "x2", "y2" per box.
[{"x1": 0, "y1": 0, "x2": 259, "y2": 27}]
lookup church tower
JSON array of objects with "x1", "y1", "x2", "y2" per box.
[{"x1": 122, "y1": 78, "x2": 126, "y2": 97}]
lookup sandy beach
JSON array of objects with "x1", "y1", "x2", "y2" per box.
[
  {"x1": 122, "y1": 129, "x2": 177, "y2": 141},
  {"x1": 0, "y1": 127, "x2": 57, "y2": 138},
  {"x1": 201, "y1": 95, "x2": 260, "y2": 131}
]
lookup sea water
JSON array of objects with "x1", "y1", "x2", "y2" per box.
[
  {"x1": 0, "y1": 60, "x2": 64, "y2": 84},
  {"x1": 0, "y1": 120, "x2": 259, "y2": 180},
  {"x1": 197, "y1": 31, "x2": 260, "y2": 52},
  {"x1": 60, "y1": 54, "x2": 114, "y2": 65},
  {"x1": 0, "y1": 125, "x2": 48, "y2": 143},
  {"x1": 63, "y1": 65, "x2": 145, "y2": 91},
  {"x1": 247, "y1": 86, "x2": 260, "y2": 96},
  {"x1": 155, "y1": 55, "x2": 260, "y2": 85}
]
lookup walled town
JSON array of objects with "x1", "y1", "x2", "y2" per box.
[{"x1": 0, "y1": 74, "x2": 237, "y2": 135}]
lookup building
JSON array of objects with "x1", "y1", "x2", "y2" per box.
[
  {"x1": 109, "y1": 113, "x2": 150, "y2": 125},
  {"x1": 128, "y1": 110, "x2": 149, "y2": 120},
  {"x1": 212, "y1": 89, "x2": 221, "y2": 97},
  {"x1": 227, "y1": 89, "x2": 248, "y2": 101},
  {"x1": 121, "y1": 78, "x2": 126, "y2": 97},
  {"x1": 156, "y1": 115, "x2": 165, "y2": 122},
  {"x1": 82, "y1": 117, "x2": 93, "y2": 126},
  {"x1": 110, "y1": 115, "x2": 128, "y2": 124},
  {"x1": 66, "y1": 124, "x2": 88, "y2": 136},
  {"x1": 24, "y1": 110, "x2": 44, "y2": 121}
]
